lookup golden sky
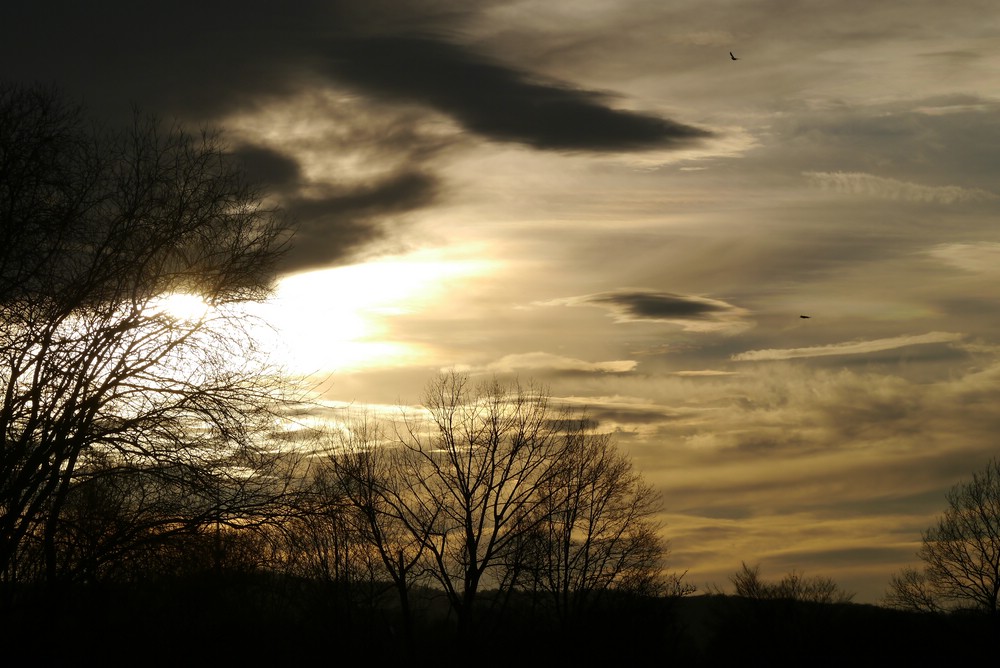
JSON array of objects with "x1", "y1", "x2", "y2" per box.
[{"x1": 7, "y1": 0, "x2": 1000, "y2": 602}]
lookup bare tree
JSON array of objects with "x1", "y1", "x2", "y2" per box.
[
  {"x1": 320, "y1": 411, "x2": 437, "y2": 651},
  {"x1": 524, "y1": 417, "x2": 679, "y2": 625},
  {"x1": 308, "y1": 374, "x2": 684, "y2": 649},
  {"x1": 886, "y1": 458, "x2": 1000, "y2": 614},
  {"x1": 0, "y1": 82, "x2": 291, "y2": 584},
  {"x1": 388, "y1": 372, "x2": 571, "y2": 639},
  {"x1": 727, "y1": 561, "x2": 767, "y2": 599},
  {"x1": 882, "y1": 566, "x2": 944, "y2": 613},
  {"x1": 726, "y1": 562, "x2": 854, "y2": 604}
]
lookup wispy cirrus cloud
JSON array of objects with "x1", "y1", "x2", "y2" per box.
[
  {"x1": 926, "y1": 242, "x2": 1000, "y2": 274},
  {"x1": 672, "y1": 369, "x2": 741, "y2": 377},
  {"x1": 541, "y1": 289, "x2": 751, "y2": 333},
  {"x1": 732, "y1": 331, "x2": 964, "y2": 362},
  {"x1": 487, "y1": 352, "x2": 636, "y2": 374},
  {"x1": 804, "y1": 171, "x2": 997, "y2": 204}
]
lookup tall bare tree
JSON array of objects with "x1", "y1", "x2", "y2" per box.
[
  {"x1": 0, "y1": 82, "x2": 291, "y2": 583},
  {"x1": 524, "y1": 418, "x2": 674, "y2": 625},
  {"x1": 321, "y1": 411, "x2": 435, "y2": 651},
  {"x1": 391, "y1": 372, "x2": 571, "y2": 638}
]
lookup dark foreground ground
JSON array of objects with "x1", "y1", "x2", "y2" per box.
[{"x1": 3, "y1": 576, "x2": 995, "y2": 667}]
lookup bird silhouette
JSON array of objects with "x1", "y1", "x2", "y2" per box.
[
  {"x1": 730, "y1": 51, "x2": 739, "y2": 60},
  {"x1": 800, "y1": 315, "x2": 811, "y2": 319}
]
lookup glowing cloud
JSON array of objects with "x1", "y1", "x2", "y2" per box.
[
  {"x1": 149, "y1": 292, "x2": 211, "y2": 322},
  {"x1": 249, "y1": 250, "x2": 495, "y2": 374}
]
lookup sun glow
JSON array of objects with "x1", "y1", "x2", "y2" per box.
[
  {"x1": 252, "y1": 251, "x2": 494, "y2": 375},
  {"x1": 150, "y1": 292, "x2": 212, "y2": 322}
]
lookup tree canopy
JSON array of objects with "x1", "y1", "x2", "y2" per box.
[
  {"x1": 0, "y1": 82, "x2": 291, "y2": 583},
  {"x1": 885, "y1": 457, "x2": 1000, "y2": 614}
]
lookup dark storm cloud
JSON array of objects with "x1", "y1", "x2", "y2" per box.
[
  {"x1": 229, "y1": 145, "x2": 303, "y2": 194},
  {"x1": 319, "y1": 35, "x2": 712, "y2": 151},
  {"x1": 1, "y1": 1, "x2": 708, "y2": 151},
  {"x1": 0, "y1": 1, "x2": 320, "y2": 122},
  {"x1": 279, "y1": 170, "x2": 440, "y2": 272},
  {"x1": 591, "y1": 290, "x2": 731, "y2": 320},
  {"x1": 0, "y1": 1, "x2": 711, "y2": 273},
  {"x1": 539, "y1": 290, "x2": 751, "y2": 334},
  {"x1": 554, "y1": 289, "x2": 745, "y2": 325},
  {"x1": 220, "y1": 132, "x2": 445, "y2": 273}
]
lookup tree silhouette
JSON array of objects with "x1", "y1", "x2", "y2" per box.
[
  {"x1": 390, "y1": 372, "x2": 572, "y2": 642},
  {"x1": 0, "y1": 82, "x2": 291, "y2": 584},
  {"x1": 726, "y1": 561, "x2": 854, "y2": 603},
  {"x1": 314, "y1": 372, "x2": 681, "y2": 650},
  {"x1": 321, "y1": 411, "x2": 434, "y2": 652},
  {"x1": 885, "y1": 457, "x2": 1000, "y2": 614},
  {"x1": 522, "y1": 417, "x2": 679, "y2": 627}
]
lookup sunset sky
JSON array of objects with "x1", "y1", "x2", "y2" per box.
[{"x1": 6, "y1": 0, "x2": 1000, "y2": 602}]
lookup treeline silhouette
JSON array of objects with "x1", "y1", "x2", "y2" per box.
[
  {"x1": 2, "y1": 372, "x2": 689, "y2": 664},
  {"x1": 4, "y1": 567, "x2": 996, "y2": 666}
]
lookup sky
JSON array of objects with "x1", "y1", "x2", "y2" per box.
[{"x1": 5, "y1": 0, "x2": 1000, "y2": 603}]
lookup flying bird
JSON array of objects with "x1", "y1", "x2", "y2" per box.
[
  {"x1": 800, "y1": 315, "x2": 811, "y2": 319},
  {"x1": 730, "y1": 51, "x2": 739, "y2": 61}
]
